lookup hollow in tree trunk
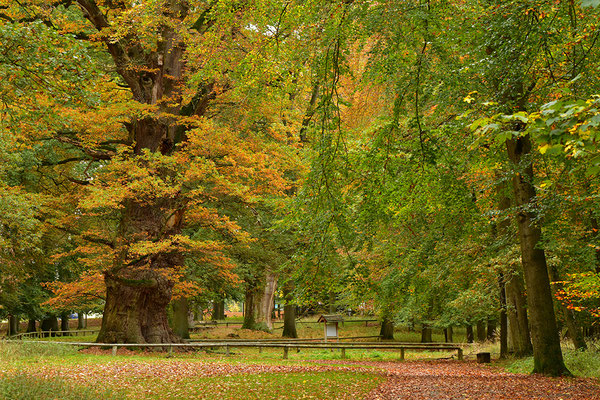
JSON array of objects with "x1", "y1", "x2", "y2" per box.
[{"x1": 506, "y1": 135, "x2": 570, "y2": 376}]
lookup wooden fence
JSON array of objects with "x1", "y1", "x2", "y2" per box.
[{"x1": 3, "y1": 339, "x2": 464, "y2": 361}]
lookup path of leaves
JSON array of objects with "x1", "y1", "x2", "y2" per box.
[{"x1": 340, "y1": 360, "x2": 600, "y2": 400}]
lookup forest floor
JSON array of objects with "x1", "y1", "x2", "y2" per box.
[{"x1": 1, "y1": 342, "x2": 600, "y2": 399}]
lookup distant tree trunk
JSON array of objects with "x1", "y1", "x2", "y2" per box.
[
  {"x1": 242, "y1": 286, "x2": 256, "y2": 330},
  {"x1": 505, "y1": 273, "x2": 533, "y2": 356},
  {"x1": 420, "y1": 324, "x2": 432, "y2": 343},
  {"x1": 172, "y1": 297, "x2": 190, "y2": 340},
  {"x1": 380, "y1": 317, "x2": 394, "y2": 340},
  {"x1": 27, "y1": 319, "x2": 37, "y2": 333},
  {"x1": 41, "y1": 316, "x2": 59, "y2": 337},
  {"x1": 258, "y1": 272, "x2": 277, "y2": 330},
  {"x1": 507, "y1": 135, "x2": 570, "y2": 376},
  {"x1": 466, "y1": 325, "x2": 474, "y2": 343},
  {"x1": 328, "y1": 291, "x2": 336, "y2": 313},
  {"x1": 8, "y1": 315, "x2": 19, "y2": 336},
  {"x1": 487, "y1": 319, "x2": 496, "y2": 341},
  {"x1": 444, "y1": 327, "x2": 453, "y2": 343},
  {"x1": 212, "y1": 300, "x2": 225, "y2": 321},
  {"x1": 476, "y1": 320, "x2": 486, "y2": 342},
  {"x1": 60, "y1": 312, "x2": 70, "y2": 333},
  {"x1": 282, "y1": 285, "x2": 297, "y2": 338},
  {"x1": 499, "y1": 274, "x2": 508, "y2": 358},
  {"x1": 77, "y1": 313, "x2": 86, "y2": 330}
]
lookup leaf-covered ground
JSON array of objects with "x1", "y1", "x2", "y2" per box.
[
  {"x1": 351, "y1": 360, "x2": 600, "y2": 400},
  {"x1": 2, "y1": 349, "x2": 600, "y2": 400}
]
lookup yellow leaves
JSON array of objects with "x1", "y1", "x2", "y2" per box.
[{"x1": 463, "y1": 91, "x2": 478, "y2": 104}]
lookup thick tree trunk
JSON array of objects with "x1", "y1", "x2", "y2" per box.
[
  {"x1": 380, "y1": 317, "x2": 394, "y2": 340},
  {"x1": 506, "y1": 135, "x2": 569, "y2": 376},
  {"x1": 466, "y1": 325, "x2": 474, "y2": 343},
  {"x1": 41, "y1": 316, "x2": 59, "y2": 337},
  {"x1": 27, "y1": 319, "x2": 37, "y2": 333},
  {"x1": 505, "y1": 272, "x2": 533, "y2": 356},
  {"x1": 282, "y1": 285, "x2": 297, "y2": 338},
  {"x1": 476, "y1": 320, "x2": 486, "y2": 342},
  {"x1": 98, "y1": 273, "x2": 178, "y2": 344},
  {"x1": 420, "y1": 324, "x2": 432, "y2": 343},
  {"x1": 172, "y1": 297, "x2": 190, "y2": 340}
]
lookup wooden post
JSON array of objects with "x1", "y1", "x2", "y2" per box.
[
  {"x1": 168, "y1": 345, "x2": 173, "y2": 357},
  {"x1": 457, "y1": 348, "x2": 463, "y2": 361},
  {"x1": 400, "y1": 348, "x2": 405, "y2": 360},
  {"x1": 225, "y1": 345, "x2": 230, "y2": 356},
  {"x1": 259, "y1": 347, "x2": 263, "y2": 354},
  {"x1": 283, "y1": 347, "x2": 289, "y2": 359},
  {"x1": 341, "y1": 348, "x2": 346, "y2": 359},
  {"x1": 112, "y1": 345, "x2": 118, "y2": 356}
]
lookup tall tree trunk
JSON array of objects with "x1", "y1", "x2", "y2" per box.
[
  {"x1": 380, "y1": 317, "x2": 394, "y2": 340},
  {"x1": 505, "y1": 273, "x2": 533, "y2": 356},
  {"x1": 282, "y1": 285, "x2": 297, "y2": 338},
  {"x1": 476, "y1": 320, "x2": 486, "y2": 342},
  {"x1": 499, "y1": 274, "x2": 508, "y2": 358},
  {"x1": 506, "y1": 135, "x2": 570, "y2": 376},
  {"x1": 172, "y1": 297, "x2": 190, "y2": 340},
  {"x1": 466, "y1": 325, "x2": 474, "y2": 343}
]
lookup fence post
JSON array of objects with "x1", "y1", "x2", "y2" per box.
[
  {"x1": 283, "y1": 347, "x2": 288, "y2": 359},
  {"x1": 341, "y1": 348, "x2": 346, "y2": 359},
  {"x1": 112, "y1": 346, "x2": 118, "y2": 356},
  {"x1": 225, "y1": 345, "x2": 230, "y2": 356},
  {"x1": 457, "y1": 348, "x2": 463, "y2": 361},
  {"x1": 400, "y1": 348, "x2": 405, "y2": 360}
]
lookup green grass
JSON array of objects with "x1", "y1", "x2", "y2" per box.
[
  {"x1": 0, "y1": 342, "x2": 384, "y2": 400},
  {"x1": 503, "y1": 346, "x2": 600, "y2": 379},
  {"x1": 0, "y1": 374, "x2": 119, "y2": 400}
]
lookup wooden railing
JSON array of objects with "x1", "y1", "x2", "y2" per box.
[
  {"x1": 7, "y1": 330, "x2": 98, "y2": 340},
  {"x1": 3, "y1": 339, "x2": 464, "y2": 360}
]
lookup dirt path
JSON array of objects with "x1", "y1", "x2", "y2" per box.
[{"x1": 325, "y1": 360, "x2": 600, "y2": 400}]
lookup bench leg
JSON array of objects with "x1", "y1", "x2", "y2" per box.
[{"x1": 283, "y1": 347, "x2": 289, "y2": 359}]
